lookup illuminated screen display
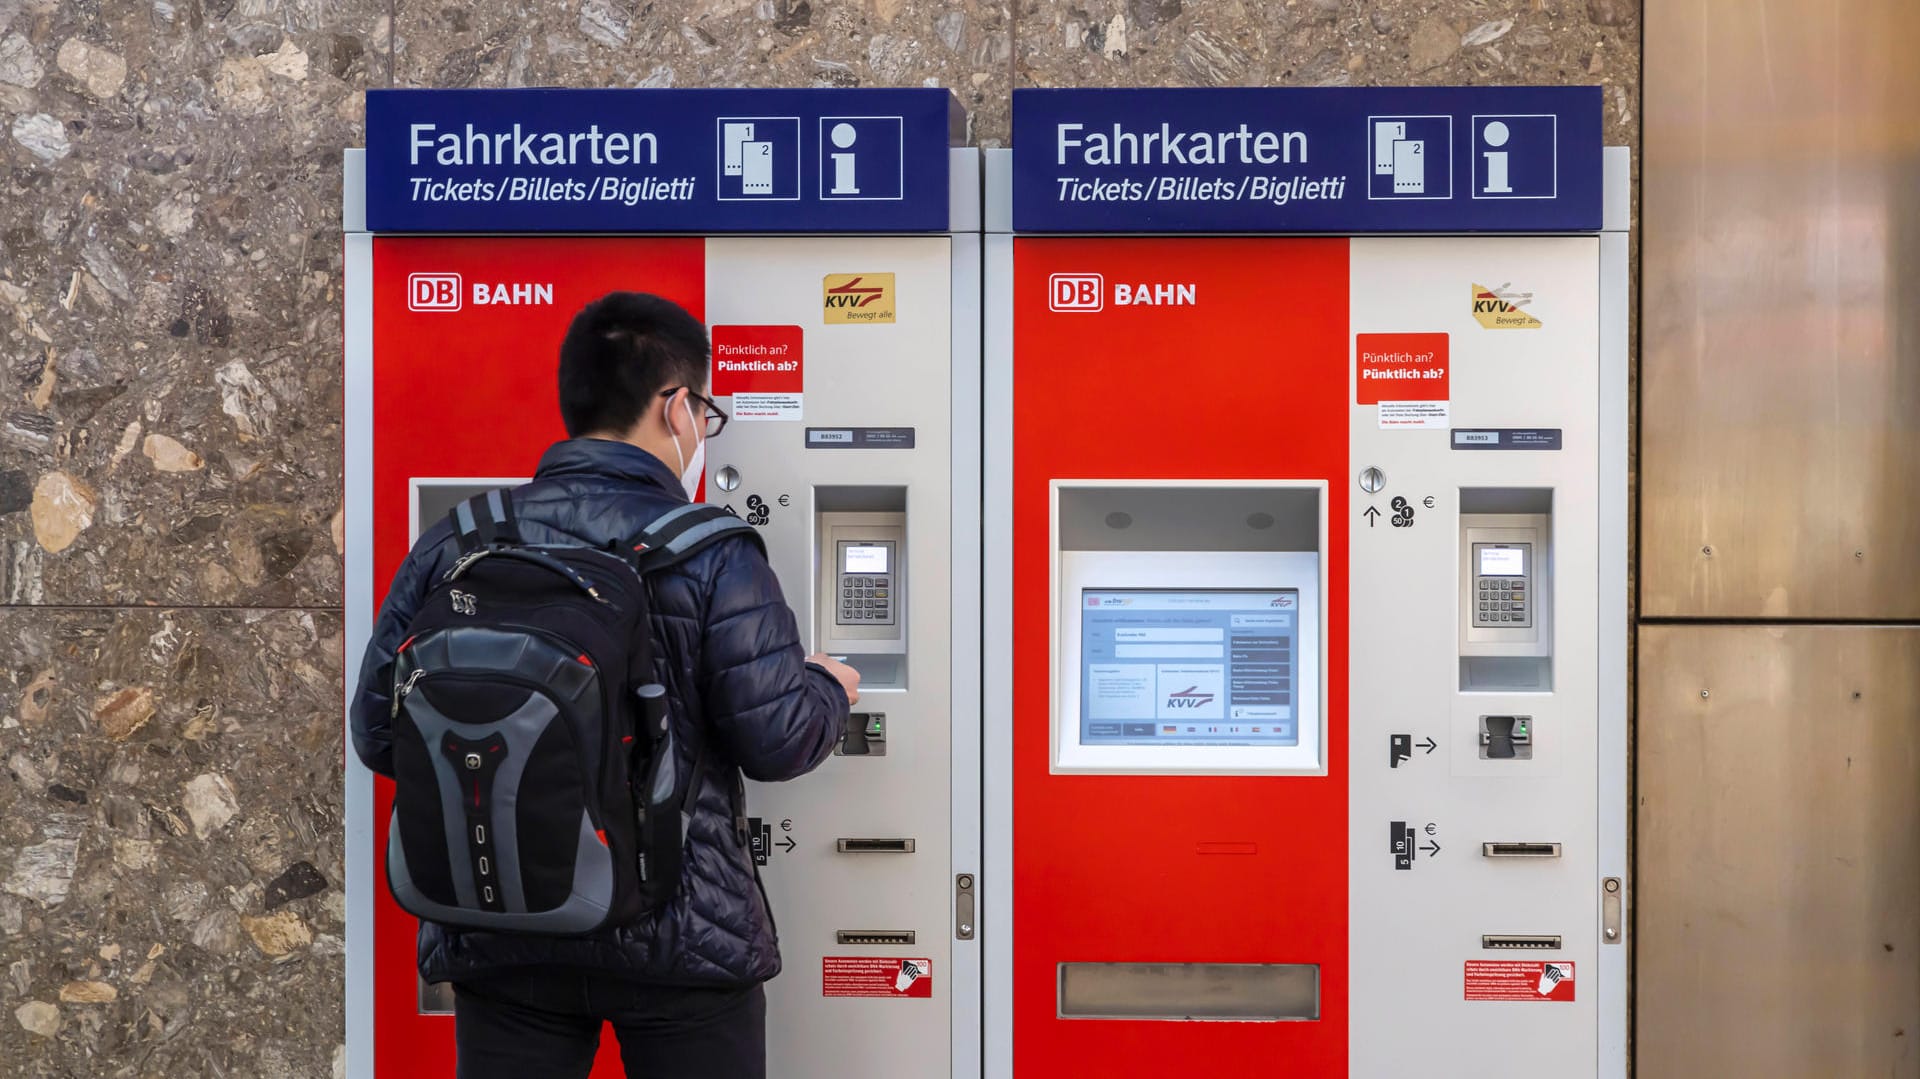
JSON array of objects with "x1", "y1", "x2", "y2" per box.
[
  {"x1": 843, "y1": 545, "x2": 890, "y2": 574},
  {"x1": 1079, "y1": 590, "x2": 1300, "y2": 748},
  {"x1": 1478, "y1": 546, "x2": 1527, "y2": 577}
]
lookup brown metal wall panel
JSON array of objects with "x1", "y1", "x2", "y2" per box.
[
  {"x1": 1640, "y1": 0, "x2": 1920, "y2": 618},
  {"x1": 1636, "y1": 625, "x2": 1920, "y2": 1077}
]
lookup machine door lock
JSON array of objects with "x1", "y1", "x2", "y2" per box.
[
  {"x1": 835, "y1": 711, "x2": 886, "y2": 756},
  {"x1": 1602, "y1": 876, "x2": 1624, "y2": 944},
  {"x1": 955, "y1": 874, "x2": 975, "y2": 940}
]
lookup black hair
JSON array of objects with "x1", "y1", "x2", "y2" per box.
[{"x1": 557, "y1": 291, "x2": 710, "y2": 438}]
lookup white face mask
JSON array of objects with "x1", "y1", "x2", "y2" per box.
[{"x1": 667, "y1": 397, "x2": 705, "y2": 501}]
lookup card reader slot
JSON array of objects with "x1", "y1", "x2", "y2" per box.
[
  {"x1": 833, "y1": 711, "x2": 887, "y2": 756},
  {"x1": 1481, "y1": 934, "x2": 1563, "y2": 950},
  {"x1": 1481, "y1": 842, "x2": 1563, "y2": 859},
  {"x1": 836, "y1": 838, "x2": 916, "y2": 853},
  {"x1": 835, "y1": 930, "x2": 918, "y2": 946}
]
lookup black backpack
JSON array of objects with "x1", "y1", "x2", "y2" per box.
[{"x1": 383, "y1": 489, "x2": 759, "y2": 936}]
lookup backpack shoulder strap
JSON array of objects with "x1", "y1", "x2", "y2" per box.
[
  {"x1": 629, "y1": 503, "x2": 764, "y2": 575},
  {"x1": 448, "y1": 488, "x2": 522, "y2": 555}
]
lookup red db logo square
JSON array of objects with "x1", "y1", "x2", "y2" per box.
[
  {"x1": 1049, "y1": 273, "x2": 1103, "y2": 312},
  {"x1": 408, "y1": 273, "x2": 463, "y2": 312}
]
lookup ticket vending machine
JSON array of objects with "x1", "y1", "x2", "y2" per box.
[
  {"x1": 343, "y1": 88, "x2": 981, "y2": 1077},
  {"x1": 984, "y1": 88, "x2": 1628, "y2": 1077}
]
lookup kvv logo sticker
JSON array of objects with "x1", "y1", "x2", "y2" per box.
[
  {"x1": 823, "y1": 273, "x2": 895, "y2": 324},
  {"x1": 1472, "y1": 282, "x2": 1542, "y2": 329}
]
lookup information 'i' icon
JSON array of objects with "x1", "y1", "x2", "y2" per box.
[
  {"x1": 1481, "y1": 120, "x2": 1512, "y2": 194},
  {"x1": 829, "y1": 122, "x2": 860, "y2": 196}
]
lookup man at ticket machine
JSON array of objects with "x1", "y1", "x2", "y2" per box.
[{"x1": 351, "y1": 292, "x2": 861, "y2": 1078}]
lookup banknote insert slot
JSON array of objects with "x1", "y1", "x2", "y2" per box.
[
  {"x1": 836, "y1": 838, "x2": 916, "y2": 853},
  {"x1": 1481, "y1": 842, "x2": 1563, "y2": 858}
]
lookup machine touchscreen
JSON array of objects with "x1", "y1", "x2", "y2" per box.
[{"x1": 1079, "y1": 590, "x2": 1300, "y2": 748}]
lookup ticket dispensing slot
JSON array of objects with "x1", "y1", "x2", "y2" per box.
[
  {"x1": 814, "y1": 487, "x2": 906, "y2": 691},
  {"x1": 1458, "y1": 488, "x2": 1553, "y2": 693}
]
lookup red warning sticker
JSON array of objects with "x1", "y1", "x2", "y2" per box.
[
  {"x1": 1464, "y1": 960, "x2": 1575, "y2": 1002},
  {"x1": 711, "y1": 324, "x2": 803, "y2": 421},
  {"x1": 1355, "y1": 332, "x2": 1449, "y2": 403},
  {"x1": 823, "y1": 957, "x2": 934, "y2": 999},
  {"x1": 1356, "y1": 332, "x2": 1449, "y2": 429}
]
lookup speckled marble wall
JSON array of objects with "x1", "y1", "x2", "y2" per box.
[
  {"x1": 0, "y1": 1, "x2": 1634, "y2": 1074},
  {"x1": 1013, "y1": 0, "x2": 1637, "y2": 146}
]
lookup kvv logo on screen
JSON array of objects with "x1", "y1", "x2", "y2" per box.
[{"x1": 1166, "y1": 686, "x2": 1217, "y2": 709}]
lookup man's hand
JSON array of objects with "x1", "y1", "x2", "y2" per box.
[{"x1": 807, "y1": 653, "x2": 862, "y2": 706}]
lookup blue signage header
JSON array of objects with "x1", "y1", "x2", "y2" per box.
[
  {"x1": 365, "y1": 88, "x2": 962, "y2": 234},
  {"x1": 1012, "y1": 87, "x2": 1602, "y2": 233}
]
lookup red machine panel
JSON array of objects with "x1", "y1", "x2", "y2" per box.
[
  {"x1": 1009, "y1": 237, "x2": 1351, "y2": 1075},
  {"x1": 369, "y1": 236, "x2": 706, "y2": 1076}
]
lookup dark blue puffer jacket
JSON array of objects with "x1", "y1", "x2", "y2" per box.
[{"x1": 349, "y1": 437, "x2": 848, "y2": 987}]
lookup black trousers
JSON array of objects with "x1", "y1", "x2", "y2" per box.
[{"x1": 452, "y1": 969, "x2": 766, "y2": 1079}]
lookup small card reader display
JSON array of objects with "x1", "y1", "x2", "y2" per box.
[
  {"x1": 1472, "y1": 543, "x2": 1532, "y2": 629},
  {"x1": 836, "y1": 541, "x2": 897, "y2": 627}
]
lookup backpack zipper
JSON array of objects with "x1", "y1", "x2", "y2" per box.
[
  {"x1": 442, "y1": 547, "x2": 622, "y2": 603},
  {"x1": 390, "y1": 668, "x2": 424, "y2": 719}
]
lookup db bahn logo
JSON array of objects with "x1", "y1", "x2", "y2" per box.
[
  {"x1": 408, "y1": 273, "x2": 462, "y2": 311},
  {"x1": 1165, "y1": 686, "x2": 1216, "y2": 709},
  {"x1": 1049, "y1": 273, "x2": 1103, "y2": 312}
]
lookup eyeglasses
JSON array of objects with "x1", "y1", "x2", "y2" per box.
[{"x1": 661, "y1": 386, "x2": 729, "y2": 439}]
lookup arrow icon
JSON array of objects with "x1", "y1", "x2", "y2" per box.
[
  {"x1": 1421, "y1": 840, "x2": 1441, "y2": 857},
  {"x1": 1363, "y1": 506, "x2": 1381, "y2": 528},
  {"x1": 776, "y1": 836, "x2": 796, "y2": 854},
  {"x1": 1418, "y1": 737, "x2": 1437, "y2": 755}
]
